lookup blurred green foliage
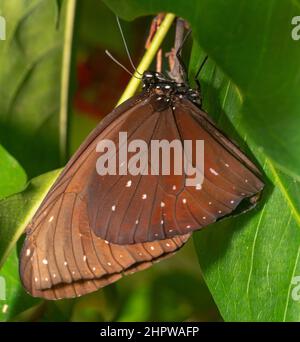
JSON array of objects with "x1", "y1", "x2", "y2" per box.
[{"x1": 0, "y1": 0, "x2": 66, "y2": 178}]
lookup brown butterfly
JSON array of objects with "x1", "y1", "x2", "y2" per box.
[{"x1": 19, "y1": 69, "x2": 264, "y2": 300}]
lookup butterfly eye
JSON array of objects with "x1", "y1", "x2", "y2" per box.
[
  {"x1": 143, "y1": 71, "x2": 154, "y2": 79},
  {"x1": 154, "y1": 72, "x2": 168, "y2": 82}
]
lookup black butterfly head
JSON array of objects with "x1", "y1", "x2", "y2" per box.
[
  {"x1": 142, "y1": 71, "x2": 169, "y2": 88},
  {"x1": 142, "y1": 70, "x2": 201, "y2": 107}
]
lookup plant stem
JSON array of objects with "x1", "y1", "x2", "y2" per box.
[
  {"x1": 59, "y1": 0, "x2": 77, "y2": 164},
  {"x1": 116, "y1": 13, "x2": 176, "y2": 106}
]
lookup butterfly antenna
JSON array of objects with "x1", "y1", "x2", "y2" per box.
[
  {"x1": 105, "y1": 50, "x2": 141, "y2": 79},
  {"x1": 116, "y1": 16, "x2": 142, "y2": 76}
]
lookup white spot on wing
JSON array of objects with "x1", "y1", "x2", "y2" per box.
[
  {"x1": 42, "y1": 259, "x2": 48, "y2": 265},
  {"x1": 26, "y1": 249, "x2": 31, "y2": 256},
  {"x1": 160, "y1": 201, "x2": 165, "y2": 207},
  {"x1": 111, "y1": 205, "x2": 116, "y2": 211},
  {"x1": 209, "y1": 168, "x2": 219, "y2": 176},
  {"x1": 150, "y1": 246, "x2": 155, "y2": 251},
  {"x1": 142, "y1": 194, "x2": 147, "y2": 199},
  {"x1": 48, "y1": 216, "x2": 54, "y2": 223},
  {"x1": 126, "y1": 180, "x2": 132, "y2": 187},
  {"x1": 182, "y1": 198, "x2": 187, "y2": 204}
]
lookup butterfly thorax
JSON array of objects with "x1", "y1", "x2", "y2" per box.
[{"x1": 142, "y1": 71, "x2": 201, "y2": 107}]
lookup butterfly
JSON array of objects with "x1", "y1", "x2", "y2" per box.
[{"x1": 19, "y1": 67, "x2": 264, "y2": 300}]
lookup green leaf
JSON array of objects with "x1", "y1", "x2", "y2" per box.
[
  {"x1": 0, "y1": 169, "x2": 61, "y2": 321},
  {"x1": 0, "y1": 0, "x2": 76, "y2": 177},
  {"x1": 195, "y1": 164, "x2": 300, "y2": 322},
  {"x1": 0, "y1": 245, "x2": 40, "y2": 321},
  {"x1": 69, "y1": 111, "x2": 97, "y2": 154},
  {"x1": 78, "y1": 0, "x2": 137, "y2": 55},
  {"x1": 191, "y1": 47, "x2": 300, "y2": 321},
  {"x1": 0, "y1": 143, "x2": 37, "y2": 321},
  {"x1": 0, "y1": 145, "x2": 27, "y2": 200},
  {"x1": 103, "y1": 0, "x2": 300, "y2": 180},
  {"x1": 0, "y1": 169, "x2": 61, "y2": 268}
]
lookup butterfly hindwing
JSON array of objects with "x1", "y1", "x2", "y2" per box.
[{"x1": 20, "y1": 191, "x2": 190, "y2": 299}]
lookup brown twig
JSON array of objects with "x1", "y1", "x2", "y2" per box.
[
  {"x1": 165, "y1": 48, "x2": 175, "y2": 72},
  {"x1": 145, "y1": 14, "x2": 190, "y2": 78},
  {"x1": 145, "y1": 13, "x2": 165, "y2": 49},
  {"x1": 168, "y1": 18, "x2": 186, "y2": 83},
  {"x1": 145, "y1": 13, "x2": 165, "y2": 72},
  {"x1": 156, "y1": 48, "x2": 162, "y2": 73}
]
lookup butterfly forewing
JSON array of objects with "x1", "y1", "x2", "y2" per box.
[{"x1": 87, "y1": 95, "x2": 264, "y2": 244}]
